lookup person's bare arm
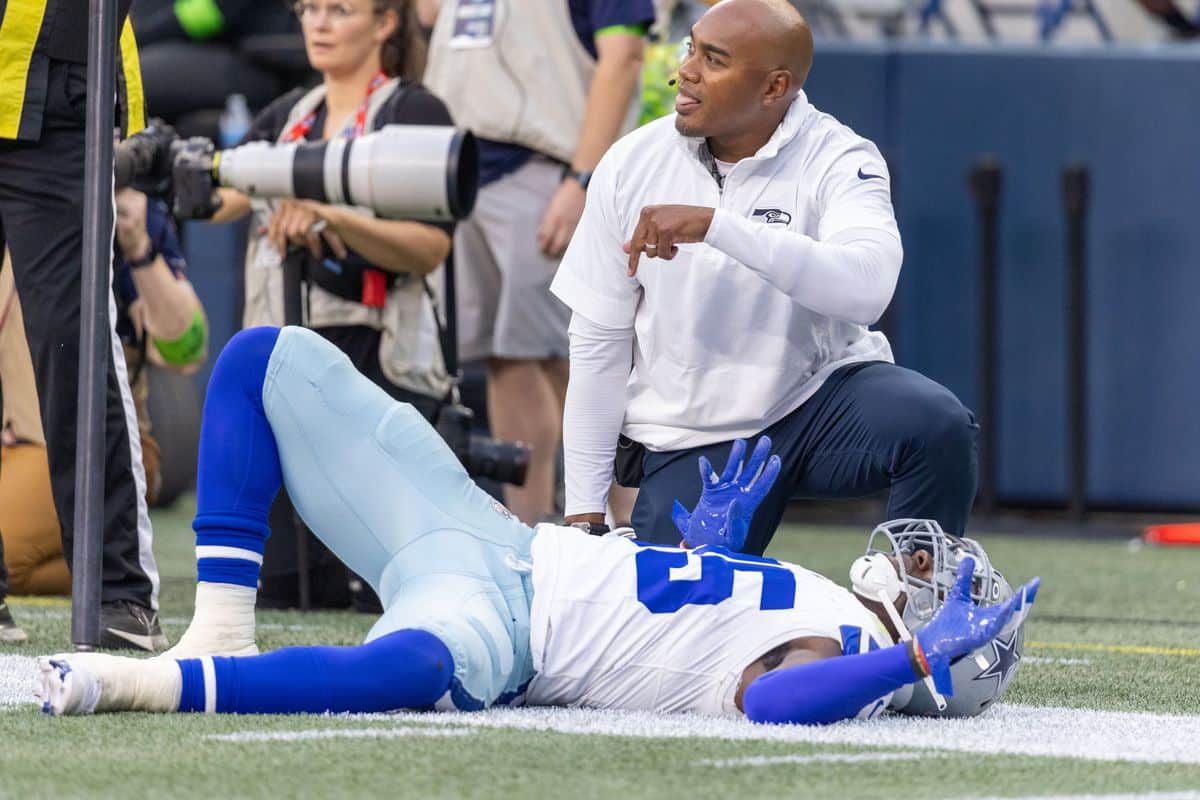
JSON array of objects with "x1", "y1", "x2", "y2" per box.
[
  {"x1": 115, "y1": 189, "x2": 204, "y2": 342},
  {"x1": 538, "y1": 31, "x2": 647, "y2": 258},
  {"x1": 266, "y1": 200, "x2": 450, "y2": 276},
  {"x1": 128, "y1": 266, "x2": 203, "y2": 342},
  {"x1": 415, "y1": 0, "x2": 442, "y2": 27},
  {"x1": 314, "y1": 204, "x2": 451, "y2": 276},
  {"x1": 210, "y1": 188, "x2": 252, "y2": 224},
  {"x1": 574, "y1": 31, "x2": 646, "y2": 180}
]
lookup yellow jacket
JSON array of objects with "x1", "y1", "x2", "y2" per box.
[{"x1": 0, "y1": 0, "x2": 145, "y2": 141}]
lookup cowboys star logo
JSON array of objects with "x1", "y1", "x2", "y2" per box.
[{"x1": 973, "y1": 632, "x2": 1021, "y2": 691}]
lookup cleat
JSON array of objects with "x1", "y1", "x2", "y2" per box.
[
  {"x1": 0, "y1": 603, "x2": 28, "y2": 644},
  {"x1": 99, "y1": 601, "x2": 169, "y2": 652}
]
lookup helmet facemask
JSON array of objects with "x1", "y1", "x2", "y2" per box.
[{"x1": 860, "y1": 519, "x2": 1024, "y2": 718}]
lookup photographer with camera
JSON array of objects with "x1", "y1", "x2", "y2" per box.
[
  {"x1": 194, "y1": 0, "x2": 463, "y2": 609},
  {"x1": 209, "y1": 0, "x2": 451, "y2": 420}
]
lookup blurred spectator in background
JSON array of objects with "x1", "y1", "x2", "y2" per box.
[
  {"x1": 201, "y1": 0, "x2": 455, "y2": 609},
  {"x1": 418, "y1": 0, "x2": 654, "y2": 526},
  {"x1": 0, "y1": 194, "x2": 205, "y2": 609},
  {"x1": 131, "y1": 0, "x2": 308, "y2": 139}
]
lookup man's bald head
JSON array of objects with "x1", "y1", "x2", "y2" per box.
[
  {"x1": 672, "y1": 0, "x2": 815, "y2": 157},
  {"x1": 702, "y1": 0, "x2": 814, "y2": 90}
]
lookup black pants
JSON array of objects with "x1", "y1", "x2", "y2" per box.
[
  {"x1": 0, "y1": 61, "x2": 157, "y2": 607},
  {"x1": 631, "y1": 362, "x2": 980, "y2": 556}
]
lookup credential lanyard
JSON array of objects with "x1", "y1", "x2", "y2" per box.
[{"x1": 282, "y1": 70, "x2": 388, "y2": 143}]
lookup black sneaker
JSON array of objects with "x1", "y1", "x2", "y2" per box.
[
  {"x1": 0, "y1": 602, "x2": 28, "y2": 644},
  {"x1": 99, "y1": 601, "x2": 169, "y2": 652}
]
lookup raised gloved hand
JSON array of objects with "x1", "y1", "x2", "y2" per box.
[
  {"x1": 913, "y1": 557, "x2": 1041, "y2": 696},
  {"x1": 671, "y1": 436, "x2": 782, "y2": 552}
]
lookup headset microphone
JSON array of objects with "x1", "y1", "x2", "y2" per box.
[{"x1": 668, "y1": 78, "x2": 677, "y2": 86}]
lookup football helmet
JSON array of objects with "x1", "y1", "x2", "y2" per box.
[{"x1": 860, "y1": 519, "x2": 1029, "y2": 717}]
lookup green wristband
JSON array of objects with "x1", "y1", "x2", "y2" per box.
[
  {"x1": 152, "y1": 309, "x2": 208, "y2": 367},
  {"x1": 174, "y1": 0, "x2": 225, "y2": 40},
  {"x1": 595, "y1": 23, "x2": 648, "y2": 39}
]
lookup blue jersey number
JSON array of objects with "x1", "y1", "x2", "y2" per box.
[{"x1": 635, "y1": 547, "x2": 797, "y2": 614}]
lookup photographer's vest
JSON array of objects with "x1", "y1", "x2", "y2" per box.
[
  {"x1": 242, "y1": 79, "x2": 452, "y2": 400},
  {"x1": 423, "y1": 0, "x2": 638, "y2": 163}
]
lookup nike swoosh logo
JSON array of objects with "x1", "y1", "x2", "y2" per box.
[
  {"x1": 105, "y1": 627, "x2": 159, "y2": 651},
  {"x1": 858, "y1": 167, "x2": 884, "y2": 181}
]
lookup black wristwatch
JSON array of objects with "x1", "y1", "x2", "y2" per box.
[
  {"x1": 569, "y1": 521, "x2": 610, "y2": 536},
  {"x1": 126, "y1": 245, "x2": 158, "y2": 269},
  {"x1": 562, "y1": 166, "x2": 593, "y2": 191}
]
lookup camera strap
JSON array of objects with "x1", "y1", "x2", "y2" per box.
[
  {"x1": 281, "y1": 71, "x2": 389, "y2": 144},
  {"x1": 421, "y1": 272, "x2": 459, "y2": 405}
]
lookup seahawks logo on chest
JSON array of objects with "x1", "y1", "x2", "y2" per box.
[{"x1": 752, "y1": 208, "x2": 792, "y2": 225}]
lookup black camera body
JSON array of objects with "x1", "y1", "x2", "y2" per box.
[
  {"x1": 113, "y1": 121, "x2": 177, "y2": 192},
  {"x1": 114, "y1": 123, "x2": 221, "y2": 220},
  {"x1": 435, "y1": 403, "x2": 530, "y2": 487}
]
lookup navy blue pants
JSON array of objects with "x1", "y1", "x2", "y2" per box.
[{"x1": 630, "y1": 362, "x2": 979, "y2": 556}]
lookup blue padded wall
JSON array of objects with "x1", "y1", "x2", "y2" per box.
[{"x1": 806, "y1": 43, "x2": 1200, "y2": 508}]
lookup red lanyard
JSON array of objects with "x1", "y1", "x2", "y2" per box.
[{"x1": 282, "y1": 70, "x2": 388, "y2": 144}]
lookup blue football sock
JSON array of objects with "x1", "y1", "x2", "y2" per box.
[
  {"x1": 176, "y1": 628, "x2": 453, "y2": 714},
  {"x1": 742, "y1": 642, "x2": 921, "y2": 725},
  {"x1": 193, "y1": 327, "x2": 283, "y2": 589}
]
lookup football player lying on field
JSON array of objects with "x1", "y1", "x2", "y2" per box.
[{"x1": 35, "y1": 327, "x2": 1038, "y2": 724}]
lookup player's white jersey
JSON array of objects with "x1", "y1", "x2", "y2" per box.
[{"x1": 524, "y1": 526, "x2": 892, "y2": 716}]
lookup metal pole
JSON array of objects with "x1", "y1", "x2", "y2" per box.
[
  {"x1": 969, "y1": 157, "x2": 1002, "y2": 516},
  {"x1": 1063, "y1": 164, "x2": 1090, "y2": 522},
  {"x1": 73, "y1": 0, "x2": 121, "y2": 650}
]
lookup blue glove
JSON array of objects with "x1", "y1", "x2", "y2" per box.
[
  {"x1": 914, "y1": 557, "x2": 1041, "y2": 696},
  {"x1": 671, "y1": 436, "x2": 783, "y2": 552}
]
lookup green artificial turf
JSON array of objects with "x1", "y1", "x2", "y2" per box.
[{"x1": 2, "y1": 497, "x2": 1198, "y2": 799}]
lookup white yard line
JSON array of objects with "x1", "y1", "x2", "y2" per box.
[
  {"x1": 5, "y1": 646, "x2": 1200, "y2": 767},
  {"x1": 207, "y1": 727, "x2": 475, "y2": 743},
  {"x1": 379, "y1": 704, "x2": 1200, "y2": 764},
  {"x1": 966, "y1": 793, "x2": 1200, "y2": 800},
  {"x1": 0, "y1": 655, "x2": 36, "y2": 710},
  {"x1": 697, "y1": 751, "x2": 941, "y2": 768}
]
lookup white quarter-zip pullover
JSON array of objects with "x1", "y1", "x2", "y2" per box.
[{"x1": 552, "y1": 93, "x2": 903, "y2": 515}]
